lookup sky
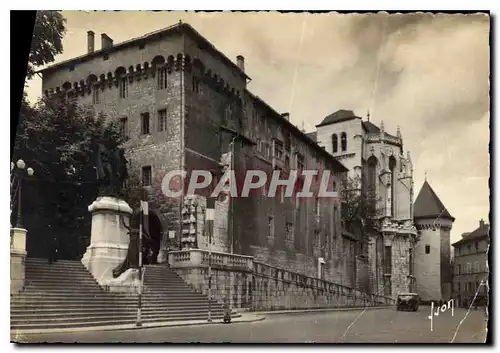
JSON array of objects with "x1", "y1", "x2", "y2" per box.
[{"x1": 24, "y1": 11, "x2": 490, "y2": 243}]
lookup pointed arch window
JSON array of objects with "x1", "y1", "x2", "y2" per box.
[
  {"x1": 389, "y1": 156, "x2": 397, "y2": 217},
  {"x1": 331, "y1": 134, "x2": 338, "y2": 153},
  {"x1": 341, "y1": 132, "x2": 347, "y2": 152}
]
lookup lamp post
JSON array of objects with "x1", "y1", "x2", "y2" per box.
[{"x1": 11, "y1": 159, "x2": 34, "y2": 229}]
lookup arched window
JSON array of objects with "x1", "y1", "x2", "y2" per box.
[
  {"x1": 389, "y1": 156, "x2": 397, "y2": 217},
  {"x1": 332, "y1": 134, "x2": 338, "y2": 153},
  {"x1": 366, "y1": 156, "x2": 378, "y2": 196},
  {"x1": 341, "y1": 132, "x2": 347, "y2": 152}
]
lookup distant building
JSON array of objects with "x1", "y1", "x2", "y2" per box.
[
  {"x1": 311, "y1": 110, "x2": 418, "y2": 297},
  {"x1": 413, "y1": 180, "x2": 455, "y2": 302},
  {"x1": 452, "y1": 219, "x2": 489, "y2": 307}
]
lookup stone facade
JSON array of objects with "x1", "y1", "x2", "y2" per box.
[
  {"x1": 452, "y1": 219, "x2": 489, "y2": 307},
  {"x1": 40, "y1": 23, "x2": 350, "y2": 287},
  {"x1": 413, "y1": 181, "x2": 455, "y2": 302}
]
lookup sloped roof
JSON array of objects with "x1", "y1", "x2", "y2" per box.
[
  {"x1": 452, "y1": 221, "x2": 490, "y2": 246},
  {"x1": 37, "y1": 22, "x2": 249, "y2": 80},
  {"x1": 414, "y1": 181, "x2": 455, "y2": 221},
  {"x1": 316, "y1": 110, "x2": 359, "y2": 127},
  {"x1": 305, "y1": 131, "x2": 317, "y2": 142},
  {"x1": 362, "y1": 121, "x2": 381, "y2": 133},
  {"x1": 362, "y1": 121, "x2": 399, "y2": 140}
]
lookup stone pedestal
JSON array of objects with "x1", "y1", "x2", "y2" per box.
[
  {"x1": 81, "y1": 196, "x2": 133, "y2": 286},
  {"x1": 11, "y1": 228, "x2": 27, "y2": 294}
]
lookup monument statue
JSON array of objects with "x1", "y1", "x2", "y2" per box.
[
  {"x1": 112, "y1": 212, "x2": 152, "y2": 278},
  {"x1": 95, "y1": 143, "x2": 128, "y2": 197}
]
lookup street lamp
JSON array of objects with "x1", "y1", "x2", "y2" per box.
[{"x1": 11, "y1": 159, "x2": 34, "y2": 229}]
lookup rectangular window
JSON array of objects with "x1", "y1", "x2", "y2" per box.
[
  {"x1": 119, "y1": 78, "x2": 128, "y2": 98},
  {"x1": 285, "y1": 222, "x2": 294, "y2": 243},
  {"x1": 285, "y1": 155, "x2": 290, "y2": 169},
  {"x1": 141, "y1": 166, "x2": 152, "y2": 187},
  {"x1": 425, "y1": 245, "x2": 430, "y2": 254},
  {"x1": 296, "y1": 153, "x2": 305, "y2": 172},
  {"x1": 466, "y1": 262, "x2": 471, "y2": 274},
  {"x1": 268, "y1": 216, "x2": 275, "y2": 239},
  {"x1": 475, "y1": 241, "x2": 479, "y2": 251},
  {"x1": 141, "y1": 112, "x2": 150, "y2": 135},
  {"x1": 119, "y1": 117, "x2": 128, "y2": 139},
  {"x1": 192, "y1": 76, "x2": 200, "y2": 93},
  {"x1": 455, "y1": 247, "x2": 459, "y2": 257},
  {"x1": 457, "y1": 282, "x2": 461, "y2": 292},
  {"x1": 474, "y1": 262, "x2": 479, "y2": 273},
  {"x1": 274, "y1": 140, "x2": 284, "y2": 160},
  {"x1": 314, "y1": 230, "x2": 320, "y2": 249},
  {"x1": 92, "y1": 86, "x2": 100, "y2": 104},
  {"x1": 457, "y1": 264, "x2": 461, "y2": 275},
  {"x1": 157, "y1": 67, "x2": 167, "y2": 90},
  {"x1": 158, "y1": 109, "x2": 167, "y2": 132},
  {"x1": 384, "y1": 246, "x2": 392, "y2": 275}
]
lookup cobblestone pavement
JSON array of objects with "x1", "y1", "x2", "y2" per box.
[{"x1": 12, "y1": 307, "x2": 488, "y2": 343}]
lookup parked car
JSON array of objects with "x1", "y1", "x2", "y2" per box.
[{"x1": 396, "y1": 293, "x2": 420, "y2": 311}]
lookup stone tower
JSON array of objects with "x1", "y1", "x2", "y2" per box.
[
  {"x1": 413, "y1": 180, "x2": 455, "y2": 302},
  {"x1": 314, "y1": 110, "x2": 418, "y2": 297}
]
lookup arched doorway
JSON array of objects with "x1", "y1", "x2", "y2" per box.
[{"x1": 131, "y1": 210, "x2": 163, "y2": 265}]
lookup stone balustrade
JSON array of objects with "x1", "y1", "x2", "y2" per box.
[
  {"x1": 169, "y1": 249, "x2": 253, "y2": 272},
  {"x1": 169, "y1": 249, "x2": 395, "y2": 311}
]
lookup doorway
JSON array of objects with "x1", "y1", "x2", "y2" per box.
[{"x1": 132, "y1": 210, "x2": 163, "y2": 265}]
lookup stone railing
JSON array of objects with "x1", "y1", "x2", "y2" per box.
[
  {"x1": 169, "y1": 249, "x2": 253, "y2": 272},
  {"x1": 253, "y1": 261, "x2": 395, "y2": 308},
  {"x1": 169, "y1": 249, "x2": 395, "y2": 311}
]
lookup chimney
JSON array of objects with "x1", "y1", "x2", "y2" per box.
[
  {"x1": 236, "y1": 55, "x2": 245, "y2": 72},
  {"x1": 87, "y1": 31, "x2": 95, "y2": 53},
  {"x1": 281, "y1": 112, "x2": 290, "y2": 121},
  {"x1": 480, "y1": 219, "x2": 485, "y2": 228},
  {"x1": 101, "y1": 33, "x2": 113, "y2": 50}
]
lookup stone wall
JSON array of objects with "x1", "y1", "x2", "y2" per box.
[{"x1": 169, "y1": 249, "x2": 395, "y2": 312}]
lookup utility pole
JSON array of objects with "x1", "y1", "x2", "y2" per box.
[
  {"x1": 206, "y1": 197, "x2": 215, "y2": 323},
  {"x1": 136, "y1": 200, "x2": 148, "y2": 327}
]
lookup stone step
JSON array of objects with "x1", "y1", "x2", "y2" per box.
[
  {"x1": 11, "y1": 295, "x2": 213, "y2": 304},
  {"x1": 11, "y1": 306, "x2": 224, "y2": 318},
  {"x1": 11, "y1": 311, "x2": 226, "y2": 326},
  {"x1": 24, "y1": 284, "x2": 105, "y2": 295},
  {"x1": 11, "y1": 313, "x2": 228, "y2": 330},
  {"x1": 10, "y1": 300, "x2": 220, "y2": 312}
]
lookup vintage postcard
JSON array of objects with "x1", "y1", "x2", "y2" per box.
[{"x1": 10, "y1": 10, "x2": 490, "y2": 343}]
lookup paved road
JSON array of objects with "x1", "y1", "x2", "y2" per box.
[{"x1": 13, "y1": 307, "x2": 487, "y2": 343}]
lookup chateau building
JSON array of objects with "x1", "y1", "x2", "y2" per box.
[
  {"x1": 38, "y1": 23, "x2": 354, "y2": 287},
  {"x1": 413, "y1": 180, "x2": 455, "y2": 302},
  {"x1": 452, "y1": 219, "x2": 489, "y2": 307},
  {"x1": 307, "y1": 110, "x2": 418, "y2": 297}
]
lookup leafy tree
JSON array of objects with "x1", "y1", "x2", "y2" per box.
[
  {"x1": 12, "y1": 95, "x2": 126, "y2": 260},
  {"x1": 26, "y1": 11, "x2": 66, "y2": 80},
  {"x1": 340, "y1": 174, "x2": 384, "y2": 255}
]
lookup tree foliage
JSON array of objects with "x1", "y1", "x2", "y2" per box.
[
  {"x1": 12, "y1": 96, "x2": 126, "y2": 260},
  {"x1": 26, "y1": 11, "x2": 66, "y2": 80},
  {"x1": 340, "y1": 174, "x2": 384, "y2": 244}
]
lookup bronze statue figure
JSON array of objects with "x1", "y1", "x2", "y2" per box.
[{"x1": 95, "y1": 143, "x2": 128, "y2": 197}]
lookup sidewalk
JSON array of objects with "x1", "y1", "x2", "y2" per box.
[
  {"x1": 10, "y1": 312, "x2": 266, "y2": 336},
  {"x1": 252, "y1": 305, "x2": 392, "y2": 316}
]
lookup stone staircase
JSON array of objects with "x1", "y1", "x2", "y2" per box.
[{"x1": 10, "y1": 258, "x2": 236, "y2": 331}]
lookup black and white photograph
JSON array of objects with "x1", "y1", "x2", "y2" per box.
[{"x1": 9, "y1": 9, "x2": 491, "y2": 344}]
